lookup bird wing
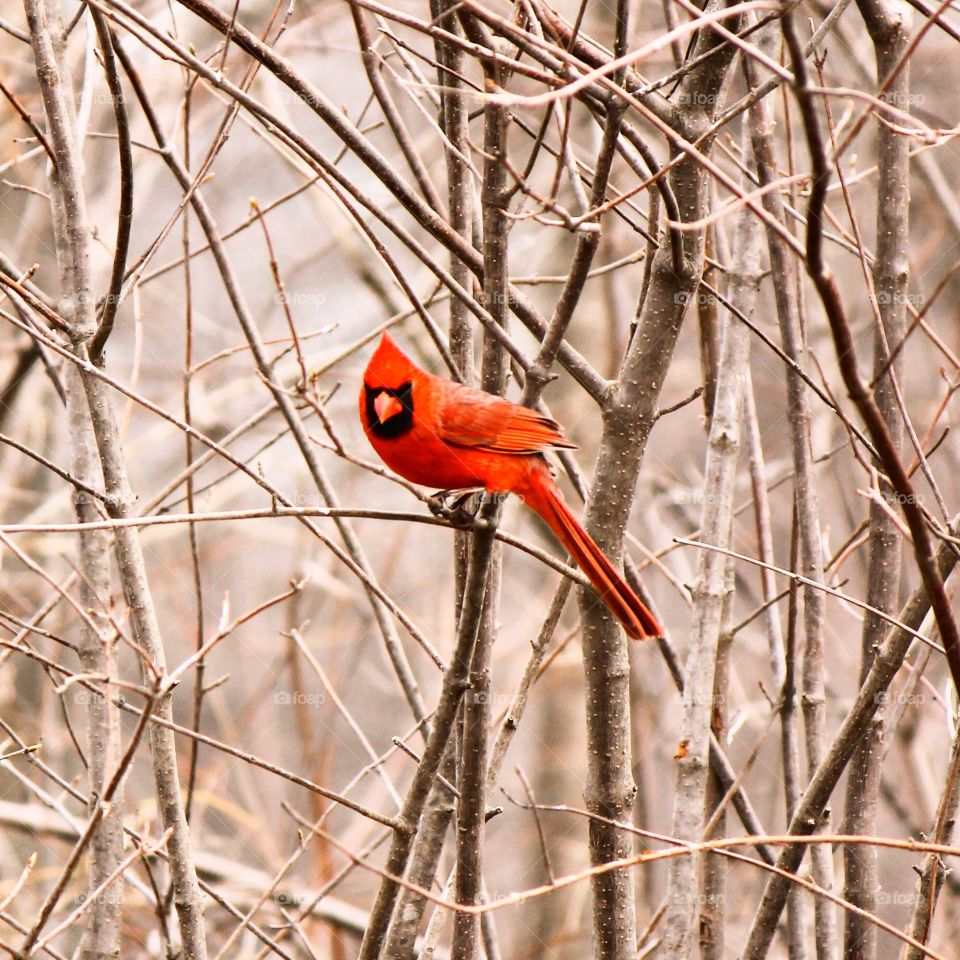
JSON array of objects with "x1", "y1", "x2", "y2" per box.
[{"x1": 437, "y1": 385, "x2": 576, "y2": 455}]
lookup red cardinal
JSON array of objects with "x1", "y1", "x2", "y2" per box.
[{"x1": 359, "y1": 332, "x2": 663, "y2": 639}]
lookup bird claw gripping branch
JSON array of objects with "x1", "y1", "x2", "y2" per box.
[{"x1": 426, "y1": 489, "x2": 483, "y2": 529}]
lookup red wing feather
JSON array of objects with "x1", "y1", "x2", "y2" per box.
[{"x1": 438, "y1": 385, "x2": 576, "y2": 455}]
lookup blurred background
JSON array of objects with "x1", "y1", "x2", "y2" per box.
[{"x1": 1, "y1": 0, "x2": 960, "y2": 956}]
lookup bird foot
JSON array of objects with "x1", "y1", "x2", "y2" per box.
[{"x1": 427, "y1": 488, "x2": 484, "y2": 528}]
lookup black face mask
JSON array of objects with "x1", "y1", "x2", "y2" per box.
[{"x1": 365, "y1": 380, "x2": 414, "y2": 439}]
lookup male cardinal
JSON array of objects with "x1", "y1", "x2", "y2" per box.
[{"x1": 359, "y1": 332, "x2": 663, "y2": 639}]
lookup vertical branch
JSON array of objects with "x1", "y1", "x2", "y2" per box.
[
  {"x1": 68, "y1": 374, "x2": 124, "y2": 960},
  {"x1": 433, "y1": 0, "x2": 476, "y2": 371},
  {"x1": 662, "y1": 126, "x2": 762, "y2": 959},
  {"x1": 381, "y1": 743, "x2": 458, "y2": 957},
  {"x1": 357, "y1": 496, "x2": 500, "y2": 960},
  {"x1": 744, "y1": 381, "x2": 810, "y2": 960},
  {"x1": 525, "y1": 1, "x2": 720, "y2": 954},
  {"x1": 29, "y1": 9, "x2": 125, "y2": 959},
  {"x1": 87, "y1": 8, "x2": 132, "y2": 364},
  {"x1": 841, "y1": 0, "x2": 911, "y2": 955},
  {"x1": 698, "y1": 554, "x2": 733, "y2": 960},
  {"x1": 743, "y1": 20, "x2": 836, "y2": 956},
  {"x1": 567, "y1": 2, "x2": 741, "y2": 956},
  {"x1": 24, "y1": 2, "x2": 208, "y2": 956},
  {"x1": 81, "y1": 369, "x2": 210, "y2": 960},
  {"x1": 900, "y1": 726, "x2": 960, "y2": 960},
  {"x1": 179, "y1": 80, "x2": 206, "y2": 826},
  {"x1": 698, "y1": 229, "x2": 721, "y2": 422},
  {"x1": 451, "y1": 17, "x2": 509, "y2": 955},
  {"x1": 380, "y1": 5, "x2": 476, "y2": 951},
  {"x1": 24, "y1": 0, "x2": 95, "y2": 341},
  {"x1": 699, "y1": 126, "x2": 766, "y2": 960}
]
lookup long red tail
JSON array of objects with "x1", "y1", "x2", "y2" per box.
[{"x1": 519, "y1": 469, "x2": 663, "y2": 640}]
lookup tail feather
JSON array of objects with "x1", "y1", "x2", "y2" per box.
[{"x1": 521, "y1": 472, "x2": 663, "y2": 640}]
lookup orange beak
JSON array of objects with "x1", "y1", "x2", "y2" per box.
[{"x1": 374, "y1": 392, "x2": 403, "y2": 423}]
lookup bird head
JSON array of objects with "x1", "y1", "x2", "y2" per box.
[
  {"x1": 363, "y1": 332, "x2": 416, "y2": 388},
  {"x1": 362, "y1": 332, "x2": 417, "y2": 437}
]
